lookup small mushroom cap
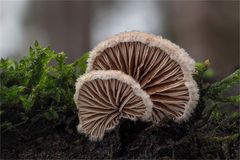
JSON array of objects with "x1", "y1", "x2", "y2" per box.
[
  {"x1": 87, "y1": 31, "x2": 199, "y2": 123},
  {"x1": 74, "y1": 70, "x2": 152, "y2": 140}
]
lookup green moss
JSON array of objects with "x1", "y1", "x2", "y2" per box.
[{"x1": 0, "y1": 42, "x2": 89, "y2": 133}]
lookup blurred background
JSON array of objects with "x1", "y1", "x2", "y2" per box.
[{"x1": 0, "y1": 0, "x2": 239, "y2": 80}]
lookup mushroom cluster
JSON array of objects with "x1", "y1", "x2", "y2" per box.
[{"x1": 74, "y1": 31, "x2": 199, "y2": 140}]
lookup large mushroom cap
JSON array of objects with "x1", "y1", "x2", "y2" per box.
[
  {"x1": 87, "y1": 31, "x2": 199, "y2": 123},
  {"x1": 74, "y1": 70, "x2": 152, "y2": 140}
]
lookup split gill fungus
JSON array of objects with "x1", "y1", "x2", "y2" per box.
[
  {"x1": 74, "y1": 31, "x2": 199, "y2": 140},
  {"x1": 74, "y1": 70, "x2": 152, "y2": 140}
]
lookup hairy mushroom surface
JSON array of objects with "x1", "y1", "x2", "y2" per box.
[
  {"x1": 87, "y1": 31, "x2": 199, "y2": 123},
  {"x1": 74, "y1": 70, "x2": 152, "y2": 140}
]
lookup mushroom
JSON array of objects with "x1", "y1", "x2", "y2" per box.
[
  {"x1": 74, "y1": 70, "x2": 152, "y2": 140},
  {"x1": 86, "y1": 31, "x2": 199, "y2": 123}
]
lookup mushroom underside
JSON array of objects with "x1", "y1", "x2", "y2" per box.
[
  {"x1": 76, "y1": 78, "x2": 146, "y2": 140},
  {"x1": 91, "y1": 42, "x2": 190, "y2": 122}
]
